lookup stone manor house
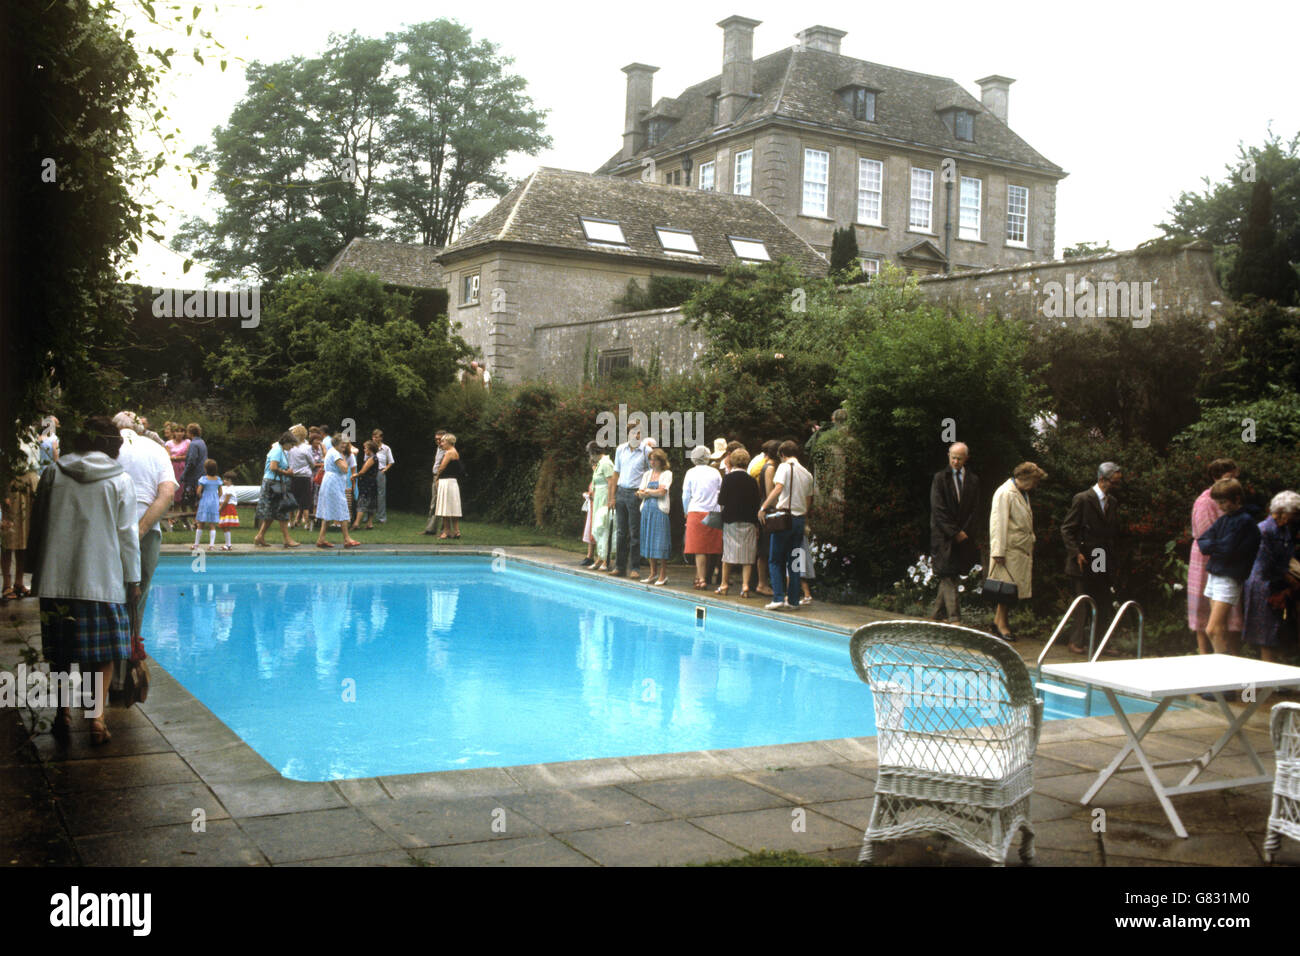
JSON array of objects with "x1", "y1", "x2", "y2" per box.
[{"x1": 329, "y1": 15, "x2": 1076, "y2": 386}]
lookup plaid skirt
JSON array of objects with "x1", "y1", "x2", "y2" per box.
[
  {"x1": 40, "y1": 598, "x2": 131, "y2": 668},
  {"x1": 255, "y1": 478, "x2": 297, "y2": 524}
]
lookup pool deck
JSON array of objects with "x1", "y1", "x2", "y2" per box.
[{"x1": 2, "y1": 543, "x2": 1295, "y2": 867}]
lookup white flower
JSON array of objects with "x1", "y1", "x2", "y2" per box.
[
  {"x1": 971, "y1": 564, "x2": 983, "y2": 573},
  {"x1": 907, "y1": 566, "x2": 917, "y2": 575},
  {"x1": 957, "y1": 586, "x2": 965, "y2": 593},
  {"x1": 1173, "y1": 583, "x2": 1183, "y2": 591}
]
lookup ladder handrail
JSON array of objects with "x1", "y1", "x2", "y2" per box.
[
  {"x1": 1036, "y1": 593, "x2": 1097, "y2": 677},
  {"x1": 1091, "y1": 600, "x2": 1144, "y2": 662}
]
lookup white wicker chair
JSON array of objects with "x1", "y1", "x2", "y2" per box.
[
  {"x1": 1264, "y1": 702, "x2": 1300, "y2": 863},
  {"x1": 849, "y1": 620, "x2": 1043, "y2": 865}
]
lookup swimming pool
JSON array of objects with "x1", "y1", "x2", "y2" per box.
[{"x1": 143, "y1": 554, "x2": 1149, "y2": 781}]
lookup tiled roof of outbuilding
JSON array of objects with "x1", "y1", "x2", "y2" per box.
[
  {"x1": 440, "y1": 167, "x2": 828, "y2": 274},
  {"x1": 323, "y1": 238, "x2": 446, "y2": 290},
  {"x1": 596, "y1": 46, "x2": 1064, "y2": 177}
]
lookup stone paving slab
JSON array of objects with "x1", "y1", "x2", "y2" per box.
[
  {"x1": 210, "y1": 776, "x2": 346, "y2": 818},
  {"x1": 277, "y1": 849, "x2": 420, "y2": 867},
  {"x1": 411, "y1": 835, "x2": 596, "y2": 867},
  {"x1": 505, "y1": 757, "x2": 642, "y2": 791},
  {"x1": 621, "y1": 776, "x2": 794, "y2": 816},
  {"x1": 379, "y1": 766, "x2": 524, "y2": 801},
  {"x1": 736, "y1": 765, "x2": 874, "y2": 805},
  {"x1": 690, "y1": 806, "x2": 862, "y2": 854},
  {"x1": 560, "y1": 819, "x2": 742, "y2": 866},
  {"x1": 236, "y1": 807, "x2": 401, "y2": 864},
  {"x1": 29, "y1": 723, "x2": 174, "y2": 762},
  {"x1": 1101, "y1": 820, "x2": 1263, "y2": 866},
  {"x1": 502, "y1": 785, "x2": 672, "y2": 833},
  {"x1": 47, "y1": 751, "x2": 200, "y2": 794},
  {"x1": 805, "y1": 797, "x2": 875, "y2": 832},
  {"x1": 60, "y1": 781, "x2": 230, "y2": 837},
  {"x1": 76, "y1": 820, "x2": 266, "y2": 866},
  {"x1": 183, "y1": 741, "x2": 281, "y2": 785},
  {"x1": 358, "y1": 795, "x2": 540, "y2": 848}
]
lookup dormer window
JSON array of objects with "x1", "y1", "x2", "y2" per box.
[
  {"x1": 839, "y1": 86, "x2": 876, "y2": 122},
  {"x1": 580, "y1": 217, "x2": 627, "y2": 245},
  {"x1": 647, "y1": 118, "x2": 673, "y2": 148},
  {"x1": 954, "y1": 110, "x2": 974, "y2": 141},
  {"x1": 710, "y1": 96, "x2": 720, "y2": 126}
]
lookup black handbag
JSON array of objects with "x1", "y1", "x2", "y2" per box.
[
  {"x1": 982, "y1": 573, "x2": 1018, "y2": 601},
  {"x1": 762, "y1": 463, "x2": 803, "y2": 532}
]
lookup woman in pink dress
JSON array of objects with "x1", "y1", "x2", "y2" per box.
[
  {"x1": 165, "y1": 423, "x2": 190, "y2": 504},
  {"x1": 1188, "y1": 458, "x2": 1241, "y2": 652}
]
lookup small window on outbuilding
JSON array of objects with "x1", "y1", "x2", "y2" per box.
[
  {"x1": 656, "y1": 227, "x2": 699, "y2": 254},
  {"x1": 728, "y1": 236, "x2": 770, "y2": 262},
  {"x1": 597, "y1": 348, "x2": 632, "y2": 381},
  {"x1": 580, "y1": 217, "x2": 628, "y2": 245},
  {"x1": 461, "y1": 272, "x2": 480, "y2": 305}
]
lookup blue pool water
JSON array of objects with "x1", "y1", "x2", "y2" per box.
[{"x1": 143, "y1": 555, "x2": 1149, "y2": 781}]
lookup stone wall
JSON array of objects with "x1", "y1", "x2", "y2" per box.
[
  {"x1": 916, "y1": 239, "x2": 1226, "y2": 327},
  {"x1": 532, "y1": 307, "x2": 707, "y2": 386}
]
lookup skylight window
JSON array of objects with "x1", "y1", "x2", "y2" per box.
[
  {"x1": 728, "y1": 236, "x2": 770, "y2": 261},
  {"x1": 580, "y1": 218, "x2": 627, "y2": 245},
  {"x1": 656, "y1": 227, "x2": 699, "y2": 254}
]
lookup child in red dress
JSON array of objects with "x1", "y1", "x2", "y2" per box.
[{"x1": 218, "y1": 472, "x2": 240, "y2": 550}]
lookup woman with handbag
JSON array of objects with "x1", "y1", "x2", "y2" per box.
[
  {"x1": 987, "y1": 462, "x2": 1047, "y2": 642},
  {"x1": 758, "y1": 441, "x2": 815, "y2": 611},
  {"x1": 252, "y1": 431, "x2": 301, "y2": 548},
  {"x1": 682, "y1": 445, "x2": 723, "y2": 590}
]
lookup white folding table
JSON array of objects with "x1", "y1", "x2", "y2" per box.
[{"x1": 1040, "y1": 654, "x2": 1300, "y2": 837}]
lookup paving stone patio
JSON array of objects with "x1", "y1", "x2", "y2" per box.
[{"x1": 2, "y1": 544, "x2": 1297, "y2": 867}]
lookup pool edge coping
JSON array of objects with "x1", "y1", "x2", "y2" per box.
[{"x1": 142, "y1": 546, "x2": 1200, "y2": 805}]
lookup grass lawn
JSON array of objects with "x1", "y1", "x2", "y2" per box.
[{"x1": 161, "y1": 507, "x2": 588, "y2": 553}]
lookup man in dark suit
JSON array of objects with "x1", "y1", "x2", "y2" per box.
[
  {"x1": 1061, "y1": 462, "x2": 1124, "y2": 654},
  {"x1": 930, "y1": 442, "x2": 981, "y2": 623}
]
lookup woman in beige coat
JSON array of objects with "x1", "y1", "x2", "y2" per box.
[{"x1": 987, "y1": 462, "x2": 1047, "y2": 642}]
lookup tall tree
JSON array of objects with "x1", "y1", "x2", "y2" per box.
[
  {"x1": 1229, "y1": 179, "x2": 1300, "y2": 303},
  {"x1": 384, "y1": 20, "x2": 550, "y2": 248},
  {"x1": 1, "y1": 0, "x2": 223, "y2": 466},
  {"x1": 176, "y1": 34, "x2": 398, "y2": 280},
  {"x1": 178, "y1": 19, "x2": 550, "y2": 279},
  {"x1": 828, "y1": 226, "x2": 860, "y2": 276},
  {"x1": 1160, "y1": 129, "x2": 1300, "y2": 288}
]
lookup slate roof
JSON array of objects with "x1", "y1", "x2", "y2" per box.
[
  {"x1": 323, "y1": 238, "x2": 446, "y2": 290},
  {"x1": 439, "y1": 167, "x2": 828, "y2": 275},
  {"x1": 595, "y1": 46, "x2": 1064, "y2": 177}
]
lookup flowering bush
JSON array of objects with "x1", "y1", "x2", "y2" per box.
[{"x1": 884, "y1": 555, "x2": 984, "y2": 616}]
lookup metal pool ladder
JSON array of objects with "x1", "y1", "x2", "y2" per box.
[{"x1": 1034, "y1": 596, "x2": 1145, "y2": 717}]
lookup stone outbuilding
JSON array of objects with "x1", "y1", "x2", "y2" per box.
[{"x1": 437, "y1": 166, "x2": 827, "y2": 385}]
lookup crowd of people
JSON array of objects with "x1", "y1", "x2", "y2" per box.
[
  {"x1": 579, "y1": 425, "x2": 817, "y2": 612},
  {"x1": 9, "y1": 400, "x2": 1300, "y2": 745},
  {"x1": 927, "y1": 445, "x2": 1300, "y2": 666}
]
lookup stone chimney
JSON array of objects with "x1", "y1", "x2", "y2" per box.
[
  {"x1": 717, "y1": 15, "x2": 761, "y2": 125},
  {"x1": 621, "y1": 63, "x2": 659, "y2": 160},
  {"x1": 795, "y1": 25, "x2": 846, "y2": 54},
  {"x1": 975, "y1": 75, "x2": 1015, "y2": 125}
]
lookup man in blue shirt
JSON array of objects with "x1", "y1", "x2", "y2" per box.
[{"x1": 609, "y1": 425, "x2": 656, "y2": 578}]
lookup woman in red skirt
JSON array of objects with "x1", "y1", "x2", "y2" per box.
[{"x1": 681, "y1": 445, "x2": 723, "y2": 590}]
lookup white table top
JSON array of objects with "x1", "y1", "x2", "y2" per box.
[{"x1": 1041, "y1": 653, "x2": 1300, "y2": 699}]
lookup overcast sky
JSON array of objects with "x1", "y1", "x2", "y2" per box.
[{"x1": 125, "y1": 0, "x2": 1300, "y2": 286}]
